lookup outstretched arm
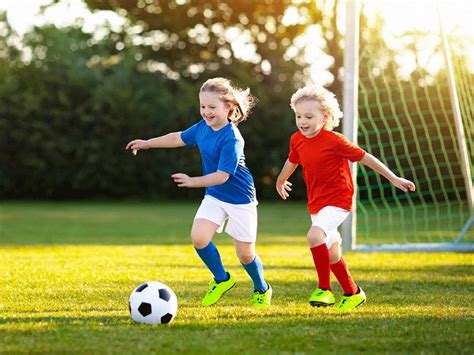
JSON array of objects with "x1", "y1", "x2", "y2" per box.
[
  {"x1": 275, "y1": 159, "x2": 299, "y2": 200},
  {"x1": 125, "y1": 132, "x2": 186, "y2": 155},
  {"x1": 359, "y1": 153, "x2": 416, "y2": 192},
  {"x1": 171, "y1": 171, "x2": 230, "y2": 188}
]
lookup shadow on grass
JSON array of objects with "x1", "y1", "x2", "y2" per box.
[
  {"x1": 2, "y1": 201, "x2": 472, "y2": 247},
  {"x1": 354, "y1": 264, "x2": 473, "y2": 276},
  {"x1": 0, "y1": 201, "x2": 307, "y2": 246},
  {"x1": 2, "y1": 265, "x2": 472, "y2": 352},
  {"x1": 0, "y1": 234, "x2": 308, "y2": 246},
  {"x1": 138, "y1": 261, "x2": 473, "y2": 276},
  {"x1": 3, "y1": 273, "x2": 472, "y2": 317},
  {"x1": 1, "y1": 311, "x2": 472, "y2": 354}
]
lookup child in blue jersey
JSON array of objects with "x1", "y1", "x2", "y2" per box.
[{"x1": 126, "y1": 78, "x2": 271, "y2": 307}]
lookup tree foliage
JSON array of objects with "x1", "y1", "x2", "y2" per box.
[{"x1": 1, "y1": 2, "x2": 471, "y2": 202}]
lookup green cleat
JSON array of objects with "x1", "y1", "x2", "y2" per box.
[
  {"x1": 336, "y1": 287, "x2": 366, "y2": 313},
  {"x1": 201, "y1": 273, "x2": 236, "y2": 306},
  {"x1": 309, "y1": 288, "x2": 335, "y2": 307},
  {"x1": 253, "y1": 283, "x2": 272, "y2": 307}
]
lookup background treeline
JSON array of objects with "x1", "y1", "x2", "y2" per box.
[{"x1": 0, "y1": 1, "x2": 471, "y2": 202}]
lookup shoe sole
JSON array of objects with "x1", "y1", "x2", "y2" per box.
[
  {"x1": 309, "y1": 301, "x2": 335, "y2": 307},
  {"x1": 201, "y1": 281, "x2": 236, "y2": 306}
]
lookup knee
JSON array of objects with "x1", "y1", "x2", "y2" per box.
[
  {"x1": 191, "y1": 233, "x2": 210, "y2": 249},
  {"x1": 307, "y1": 227, "x2": 326, "y2": 247},
  {"x1": 237, "y1": 251, "x2": 255, "y2": 265},
  {"x1": 329, "y1": 243, "x2": 342, "y2": 264},
  {"x1": 329, "y1": 252, "x2": 341, "y2": 264}
]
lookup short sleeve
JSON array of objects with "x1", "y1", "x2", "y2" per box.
[
  {"x1": 288, "y1": 134, "x2": 300, "y2": 164},
  {"x1": 217, "y1": 139, "x2": 242, "y2": 175},
  {"x1": 335, "y1": 133, "x2": 366, "y2": 162},
  {"x1": 180, "y1": 122, "x2": 199, "y2": 146}
]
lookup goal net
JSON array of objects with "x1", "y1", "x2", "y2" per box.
[{"x1": 344, "y1": 0, "x2": 474, "y2": 251}]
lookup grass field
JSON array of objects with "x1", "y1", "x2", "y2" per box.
[{"x1": 1, "y1": 202, "x2": 473, "y2": 353}]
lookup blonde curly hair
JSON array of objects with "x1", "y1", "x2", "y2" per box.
[
  {"x1": 290, "y1": 85, "x2": 343, "y2": 131},
  {"x1": 200, "y1": 77, "x2": 257, "y2": 125}
]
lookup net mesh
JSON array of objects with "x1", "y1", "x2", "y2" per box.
[{"x1": 355, "y1": 2, "x2": 473, "y2": 246}]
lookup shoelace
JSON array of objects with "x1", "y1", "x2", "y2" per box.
[{"x1": 207, "y1": 285, "x2": 217, "y2": 295}]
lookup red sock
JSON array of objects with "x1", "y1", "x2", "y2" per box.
[
  {"x1": 330, "y1": 257, "x2": 358, "y2": 295},
  {"x1": 310, "y1": 244, "x2": 331, "y2": 290}
]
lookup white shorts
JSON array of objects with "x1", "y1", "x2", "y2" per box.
[
  {"x1": 310, "y1": 206, "x2": 350, "y2": 248},
  {"x1": 194, "y1": 195, "x2": 258, "y2": 243}
]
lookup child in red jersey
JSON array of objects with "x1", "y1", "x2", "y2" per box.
[{"x1": 276, "y1": 85, "x2": 415, "y2": 313}]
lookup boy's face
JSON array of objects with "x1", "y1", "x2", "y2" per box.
[
  {"x1": 293, "y1": 99, "x2": 328, "y2": 138},
  {"x1": 199, "y1": 91, "x2": 230, "y2": 130}
]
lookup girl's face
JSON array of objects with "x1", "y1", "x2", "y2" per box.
[
  {"x1": 293, "y1": 99, "x2": 328, "y2": 138},
  {"x1": 199, "y1": 91, "x2": 231, "y2": 130}
]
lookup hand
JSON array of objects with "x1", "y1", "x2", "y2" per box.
[
  {"x1": 276, "y1": 180, "x2": 292, "y2": 200},
  {"x1": 391, "y1": 177, "x2": 416, "y2": 192},
  {"x1": 172, "y1": 173, "x2": 194, "y2": 188},
  {"x1": 125, "y1": 139, "x2": 149, "y2": 155}
]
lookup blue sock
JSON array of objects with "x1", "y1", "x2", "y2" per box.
[
  {"x1": 242, "y1": 255, "x2": 268, "y2": 292},
  {"x1": 195, "y1": 242, "x2": 228, "y2": 283}
]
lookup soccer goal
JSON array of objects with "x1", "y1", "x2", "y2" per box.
[{"x1": 341, "y1": 0, "x2": 474, "y2": 252}]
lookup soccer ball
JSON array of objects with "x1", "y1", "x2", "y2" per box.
[{"x1": 129, "y1": 281, "x2": 178, "y2": 324}]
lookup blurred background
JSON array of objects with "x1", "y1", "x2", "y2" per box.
[
  {"x1": 1, "y1": 4, "x2": 472, "y2": 351},
  {"x1": 0, "y1": 0, "x2": 472, "y2": 208}
]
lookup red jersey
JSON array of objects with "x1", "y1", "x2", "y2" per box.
[{"x1": 288, "y1": 129, "x2": 366, "y2": 214}]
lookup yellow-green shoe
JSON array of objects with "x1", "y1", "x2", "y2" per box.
[
  {"x1": 336, "y1": 288, "x2": 366, "y2": 313},
  {"x1": 253, "y1": 284, "x2": 272, "y2": 307},
  {"x1": 309, "y1": 288, "x2": 335, "y2": 307},
  {"x1": 201, "y1": 273, "x2": 236, "y2": 306}
]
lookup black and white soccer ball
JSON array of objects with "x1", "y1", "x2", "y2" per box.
[{"x1": 129, "y1": 281, "x2": 178, "y2": 325}]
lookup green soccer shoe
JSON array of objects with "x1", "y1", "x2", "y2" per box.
[
  {"x1": 336, "y1": 287, "x2": 366, "y2": 313},
  {"x1": 253, "y1": 284, "x2": 272, "y2": 307},
  {"x1": 201, "y1": 273, "x2": 236, "y2": 306},
  {"x1": 309, "y1": 288, "x2": 335, "y2": 307}
]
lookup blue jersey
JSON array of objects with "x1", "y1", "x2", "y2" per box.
[{"x1": 180, "y1": 120, "x2": 256, "y2": 204}]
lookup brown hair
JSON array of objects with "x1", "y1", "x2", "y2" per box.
[{"x1": 200, "y1": 77, "x2": 257, "y2": 124}]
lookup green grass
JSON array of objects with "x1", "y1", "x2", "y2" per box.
[
  {"x1": 1, "y1": 202, "x2": 473, "y2": 353},
  {"x1": 357, "y1": 201, "x2": 473, "y2": 244}
]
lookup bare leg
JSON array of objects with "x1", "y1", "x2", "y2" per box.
[
  {"x1": 235, "y1": 240, "x2": 268, "y2": 292},
  {"x1": 192, "y1": 218, "x2": 228, "y2": 282}
]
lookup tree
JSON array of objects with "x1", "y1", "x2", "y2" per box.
[{"x1": 0, "y1": 1, "x2": 357, "y2": 199}]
